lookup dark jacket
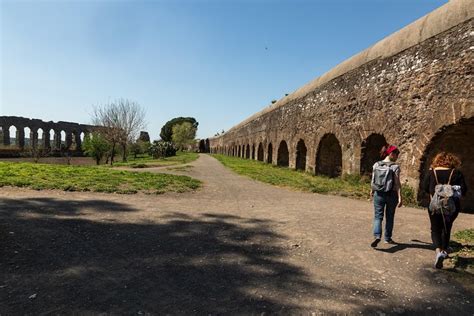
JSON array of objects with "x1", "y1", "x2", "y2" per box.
[{"x1": 422, "y1": 168, "x2": 467, "y2": 197}]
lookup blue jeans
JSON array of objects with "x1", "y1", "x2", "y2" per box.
[{"x1": 373, "y1": 191, "x2": 398, "y2": 240}]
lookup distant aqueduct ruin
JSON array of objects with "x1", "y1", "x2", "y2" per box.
[
  {"x1": 0, "y1": 116, "x2": 99, "y2": 156},
  {"x1": 207, "y1": 0, "x2": 474, "y2": 211}
]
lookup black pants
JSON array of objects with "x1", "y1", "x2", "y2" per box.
[{"x1": 428, "y1": 210, "x2": 459, "y2": 250}]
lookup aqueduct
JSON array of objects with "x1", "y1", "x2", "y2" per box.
[
  {"x1": 207, "y1": 0, "x2": 474, "y2": 211},
  {"x1": 0, "y1": 116, "x2": 99, "y2": 157}
]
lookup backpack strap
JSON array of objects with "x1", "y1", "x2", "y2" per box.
[
  {"x1": 433, "y1": 169, "x2": 439, "y2": 185},
  {"x1": 447, "y1": 169, "x2": 455, "y2": 185}
]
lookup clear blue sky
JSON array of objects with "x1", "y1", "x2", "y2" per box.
[{"x1": 1, "y1": 0, "x2": 447, "y2": 140}]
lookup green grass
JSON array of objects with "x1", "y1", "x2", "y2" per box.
[
  {"x1": 0, "y1": 161, "x2": 201, "y2": 194},
  {"x1": 112, "y1": 151, "x2": 199, "y2": 168},
  {"x1": 449, "y1": 229, "x2": 474, "y2": 284},
  {"x1": 454, "y1": 229, "x2": 474, "y2": 244},
  {"x1": 213, "y1": 154, "x2": 371, "y2": 199},
  {"x1": 213, "y1": 154, "x2": 417, "y2": 205}
]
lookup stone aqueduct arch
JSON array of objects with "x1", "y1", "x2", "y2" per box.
[
  {"x1": 207, "y1": 1, "x2": 474, "y2": 211},
  {"x1": 0, "y1": 116, "x2": 101, "y2": 155}
]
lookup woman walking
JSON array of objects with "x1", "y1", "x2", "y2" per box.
[
  {"x1": 422, "y1": 152, "x2": 467, "y2": 269},
  {"x1": 370, "y1": 145, "x2": 403, "y2": 248}
]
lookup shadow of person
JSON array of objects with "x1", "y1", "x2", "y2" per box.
[{"x1": 374, "y1": 240, "x2": 433, "y2": 254}]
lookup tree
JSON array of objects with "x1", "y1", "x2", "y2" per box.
[
  {"x1": 92, "y1": 99, "x2": 147, "y2": 165},
  {"x1": 83, "y1": 132, "x2": 111, "y2": 165},
  {"x1": 172, "y1": 122, "x2": 197, "y2": 150},
  {"x1": 160, "y1": 117, "x2": 198, "y2": 142},
  {"x1": 130, "y1": 139, "x2": 150, "y2": 158}
]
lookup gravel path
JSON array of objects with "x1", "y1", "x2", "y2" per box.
[{"x1": 1, "y1": 154, "x2": 472, "y2": 314}]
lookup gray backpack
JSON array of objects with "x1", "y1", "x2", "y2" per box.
[
  {"x1": 371, "y1": 161, "x2": 396, "y2": 192},
  {"x1": 429, "y1": 169, "x2": 457, "y2": 216}
]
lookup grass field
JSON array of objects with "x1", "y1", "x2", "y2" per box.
[
  {"x1": 112, "y1": 151, "x2": 199, "y2": 168},
  {"x1": 213, "y1": 154, "x2": 417, "y2": 205},
  {"x1": 0, "y1": 161, "x2": 201, "y2": 194}
]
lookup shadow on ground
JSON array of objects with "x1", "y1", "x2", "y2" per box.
[
  {"x1": 0, "y1": 197, "x2": 319, "y2": 314},
  {"x1": 1, "y1": 197, "x2": 472, "y2": 314}
]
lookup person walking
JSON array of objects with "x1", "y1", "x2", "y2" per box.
[
  {"x1": 370, "y1": 144, "x2": 403, "y2": 248},
  {"x1": 422, "y1": 152, "x2": 467, "y2": 269}
]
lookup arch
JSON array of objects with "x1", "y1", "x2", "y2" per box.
[
  {"x1": 36, "y1": 128, "x2": 44, "y2": 149},
  {"x1": 37, "y1": 128, "x2": 43, "y2": 141},
  {"x1": 267, "y1": 143, "x2": 273, "y2": 164},
  {"x1": 257, "y1": 143, "x2": 264, "y2": 161},
  {"x1": 251, "y1": 144, "x2": 255, "y2": 160},
  {"x1": 24, "y1": 127, "x2": 31, "y2": 148},
  {"x1": 9, "y1": 126, "x2": 18, "y2": 146},
  {"x1": 360, "y1": 133, "x2": 387, "y2": 176},
  {"x1": 246, "y1": 144, "x2": 250, "y2": 159},
  {"x1": 316, "y1": 133, "x2": 342, "y2": 177},
  {"x1": 238, "y1": 145, "x2": 241, "y2": 158},
  {"x1": 418, "y1": 118, "x2": 474, "y2": 212},
  {"x1": 199, "y1": 139, "x2": 206, "y2": 153},
  {"x1": 295, "y1": 139, "x2": 307, "y2": 171},
  {"x1": 277, "y1": 140, "x2": 289, "y2": 167}
]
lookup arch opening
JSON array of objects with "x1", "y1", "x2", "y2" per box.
[
  {"x1": 9, "y1": 126, "x2": 18, "y2": 146},
  {"x1": 316, "y1": 133, "x2": 342, "y2": 178},
  {"x1": 257, "y1": 143, "x2": 264, "y2": 161},
  {"x1": 418, "y1": 118, "x2": 474, "y2": 212},
  {"x1": 246, "y1": 144, "x2": 250, "y2": 159},
  {"x1": 360, "y1": 133, "x2": 387, "y2": 176},
  {"x1": 295, "y1": 139, "x2": 307, "y2": 171},
  {"x1": 277, "y1": 141, "x2": 289, "y2": 167},
  {"x1": 267, "y1": 143, "x2": 273, "y2": 164},
  {"x1": 24, "y1": 127, "x2": 32, "y2": 149},
  {"x1": 252, "y1": 144, "x2": 255, "y2": 160}
]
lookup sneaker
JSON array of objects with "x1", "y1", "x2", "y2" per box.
[
  {"x1": 371, "y1": 238, "x2": 381, "y2": 248},
  {"x1": 434, "y1": 251, "x2": 445, "y2": 269},
  {"x1": 384, "y1": 239, "x2": 396, "y2": 244}
]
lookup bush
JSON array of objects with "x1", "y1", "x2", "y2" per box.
[
  {"x1": 401, "y1": 183, "x2": 417, "y2": 206},
  {"x1": 148, "y1": 141, "x2": 177, "y2": 159}
]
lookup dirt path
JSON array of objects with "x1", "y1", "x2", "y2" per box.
[{"x1": 1, "y1": 154, "x2": 472, "y2": 314}]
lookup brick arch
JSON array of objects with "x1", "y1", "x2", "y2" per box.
[
  {"x1": 277, "y1": 140, "x2": 289, "y2": 167},
  {"x1": 360, "y1": 133, "x2": 387, "y2": 176},
  {"x1": 418, "y1": 117, "x2": 474, "y2": 212},
  {"x1": 316, "y1": 133, "x2": 342, "y2": 178},
  {"x1": 295, "y1": 139, "x2": 307, "y2": 171}
]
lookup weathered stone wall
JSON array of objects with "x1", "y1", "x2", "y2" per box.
[
  {"x1": 209, "y1": 1, "x2": 474, "y2": 211},
  {"x1": 0, "y1": 116, "x2": 100, "y2": 156}
]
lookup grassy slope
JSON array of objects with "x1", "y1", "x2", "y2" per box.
[
  {"x1": 213, "y1": 154, "x2": 417, "y2": 205},
  {"x1": 0, "y1": 161, "x2": 200, "y2": 194},
  {"x1": 112, "y1": 152, "x2": 199, "y2": 168}
]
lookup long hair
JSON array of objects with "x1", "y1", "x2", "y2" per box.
[{"x1": 431, "y1": 152, "x2": 461, "y2": 169}]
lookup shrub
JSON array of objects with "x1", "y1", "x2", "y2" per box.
[{"x1": 148, "y1": 141, "x2": 177, "y2": 159}]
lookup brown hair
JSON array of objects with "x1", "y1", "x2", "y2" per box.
[{"x1": 431, "y1": 152, "x2": 461, "y2": 169}]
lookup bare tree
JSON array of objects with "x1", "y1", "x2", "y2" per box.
[{"x1": 92, "y1": 99, "x2": 146, "y2": 164}]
